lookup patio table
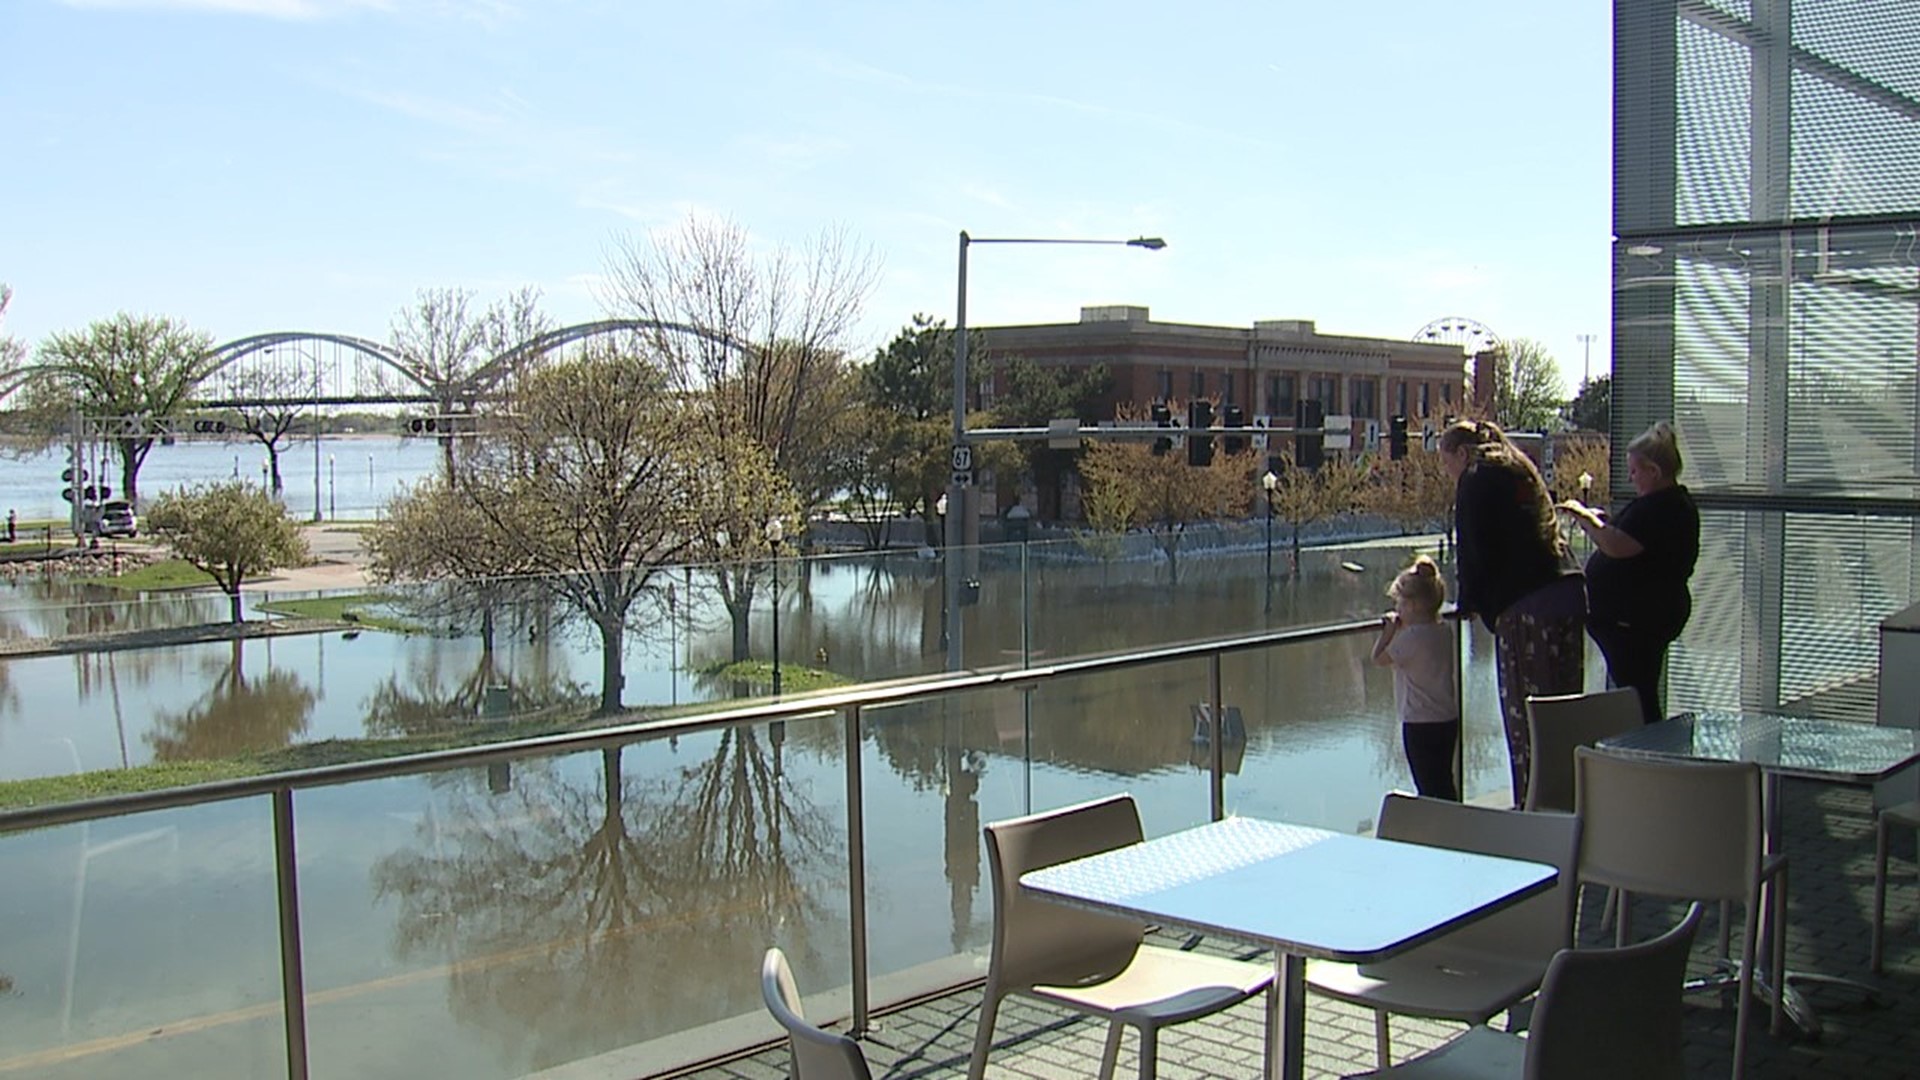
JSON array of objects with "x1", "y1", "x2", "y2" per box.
[
  {"x1": 1599, "y1": 710, "x2": 1920, "y2": 1035},
  {"x1": 1020, "y1": 815, "x2": 1557, "y2": 1080}
]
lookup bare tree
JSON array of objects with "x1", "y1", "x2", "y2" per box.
[
  {"x1": 0, "y1": 285, "x2": 23, "y2": 383},
  {"x1": 1474, "y1": 337, "x2": 1565, "y2": 433},
  {"x1": 600, "y1": 215, "x2": 877, "y2": 496},
  {"x1": 388, "y1": 286, "x2": 552, "y2": 477},
  {"x1": 215, "y1": 361, "x2": 313, "y2": 497},
  {"x1": 1078, "y1": 437, "x2": 1250, "y2": 585}
]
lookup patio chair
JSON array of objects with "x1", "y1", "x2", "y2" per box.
[
  {"x1": 1306, "y1": 793, "x2": 1582, "y2": 1069},
  {"x1": 1523, "y1": 688, "x2": 1644, "y2": 813},
  {"x1": 761, "y1": 947, "x2": 874, "y2": 1080},
  {"x1": 1574, "y1": 748, "x2": 1786, "y2": 1079},
  {"x1": 1872, "y1": 799, "x2": 1920, "y2": 974},
  {"x1": 967, "y1": 794, "x2": 1275, "y2": 1080},
  {"x1": 1341, "y1": 903, "x2": 1702, "y2": 1080}
]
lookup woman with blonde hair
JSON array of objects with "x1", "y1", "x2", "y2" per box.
[
  {"x1": 1440, "y1": 418, "x2": 1585, "y2": 806},
  {"x1": 1558, "y1": 421, "x2": 1700, "y2": 723}
]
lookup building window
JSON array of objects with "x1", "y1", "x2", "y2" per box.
[
  {"x1": 1267, "y1": 375, "x2": 1295, "y2": 419},
  {"x1": 1396, "y1": 381, "x2": 1409, "y2": 417},
  {"x1": 1310, "y1": 376, "x2": 1339, "y2": 414},
  {"x1": 1442, "y1": 381, "x2": 1453, "y2": 407},
  {"x1": 1220, "y1": 372, "x2": 1235, "y2": 405},
  {"x1": 1190, "y1": 370, "x2": 1206, "y2": 399},
  {"x1": 1419, "y1": 382, "x2": 1431, "y2": 416},
  {"x1": 1351, "y1": 378, "x2": 1377, "y2": 420},
  {"x1": 1157, "y1": 370, "x2": 1172, "y2": 401}
]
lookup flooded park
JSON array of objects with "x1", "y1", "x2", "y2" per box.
[{"x1": 0, "y1": 446, "x2": 1604, "y2": 1079}]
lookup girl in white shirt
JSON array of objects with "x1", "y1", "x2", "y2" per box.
[{"x1": 1373, "y1": 555, "x2": 1460, "y2": 800}]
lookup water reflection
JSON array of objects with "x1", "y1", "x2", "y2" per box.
[
  {"x1": 147, "y1": 642, "x2": 315, "y2": 760},
  {"x1": 369, "y1": 726, "x2": 835, "y2": 1065},
  {"x1": 361, "y1": 635, "x2": 585, "y2": 738}
]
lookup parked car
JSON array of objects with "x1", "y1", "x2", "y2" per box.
[{"x1": 87, "y1": 500, "x2": 138, "y2": 538}]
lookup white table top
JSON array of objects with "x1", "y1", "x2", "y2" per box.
[
  {"x1": 1600, "y1": 711, "x2": 1920, "y2": 785},
  {"x1": 1020, "y1": 816, "x2": 1558, "y2": 964}
]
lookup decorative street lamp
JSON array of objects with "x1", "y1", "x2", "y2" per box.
[
  {"x1": 766, "y1": 516, "x2": 785, "y2": 695},
  {"x1": 1578, "y1": 471, "x2": 1595, "y2": 551},
  {"x1": 947, "y1": 231, "x2": 1165, "y2": 670},
  {"x1": 1261, "y1": 470, "x2": 1279, "y2": 610}
]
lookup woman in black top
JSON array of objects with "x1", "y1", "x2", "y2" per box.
[
  {"x1": 1441, "y1": 419, "x2": 1585, "y2": 807},
  {"x1": 1558, "y1": 421, "x2": 1701, "y2": 724}
]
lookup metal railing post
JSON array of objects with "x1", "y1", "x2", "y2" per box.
[
  {"x1": 844, "y1": 704, "x2": 870, "y2": 1034},
  {"x1": 272, "y1": 789, "x2": 310, "y2": 1080},
  {"x1": 1209, "y1": 652, "x2": 1226, "y2": 822},
  {"x1": 1452, "y1": 616, "x2": 1466, "y2": 801}
]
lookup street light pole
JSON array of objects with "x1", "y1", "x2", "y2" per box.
[
  {"x1": 1261, "y1": 470, "x2": 1278, "y2": 612},
  {"x1": 946, "y1": 231, "x2": 1166, "y2": 671},
  {"x1": 310, "y1": 354, "x2": 323, "y2": 523},
  {"x1": 766, "y1": 517, "x2": 785, "y2": 695},
  {"x1": 328, "y1": 454, "x2": 336, "y2": 520},
  {"x1": 1576, "y1": 332, "x2": 1597, "y2": 388}
]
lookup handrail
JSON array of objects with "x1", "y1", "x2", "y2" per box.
[
  {"x1": 0, "y1": 610, "x2": 1408, "y2": 1079},
  {"x1": 0, "y1": 615, "x2": 1384, "y2": 835}
]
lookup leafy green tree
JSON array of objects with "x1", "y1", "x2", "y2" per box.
[
  {"x1": 1476, "y1": 337, "x2": 1565, "y2": 433},
  {"x1": 366, "y1": 475, "x2": 535, "y2": 653},
  {"x1": 0, "y1": 285, "x2": 23, "y2": 382},
  {"x1": 451, "y1": 346, "x2": 706, "y2": 713},
  {"x1": 987, "y1": 355, "x2": 1111, "y2": 520},
  {"x1": 144, "y1": 481, "x2": 310, "y2": 623},
  {"x1": 25, "y1": 314, "x2": 219, "y2": 503},
  {"x1": 1562, "y1": 374, "x2": 1611, "y2": 433},
  {"x1": 847, "y1": 315, "x2": 968, "y2": 546}
]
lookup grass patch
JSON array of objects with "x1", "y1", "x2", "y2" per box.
[
  {"x1": 698, "y1": 660, "x2": 854, "y2": 695},
  {"x1": 0, "y1": 707, "x2": 621, "y2": 811},
  {"x1": 255, "y1": 592, "x2": 423, "y2": 633},
  {"x1": 97, "y1": 558, "x2": 221, "y2": 591}
]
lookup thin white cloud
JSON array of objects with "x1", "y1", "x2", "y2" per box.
[
  {"x1": 59, "y1": 0, "x2": 392, "y2": 17},
  {"x1": 58, "y1": 0, "x2": 516, "y2": 23}
]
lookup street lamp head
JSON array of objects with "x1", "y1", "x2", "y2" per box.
[
  {"x1": 1261, "y1": 470, "x2": 1278, "y2": 492},
  {"x1": 935, "y1": 493, "x2": 949, "y2": 517},
  {"x1": 765, "y1": 516, "x2": 784, "y2": 545},
  {"x1": 1579, "y1": 471, "x2": 1594, "y2": 491},
  {"x1": 1128, "y1": 237, "x2": 1168, "y2": 250}
]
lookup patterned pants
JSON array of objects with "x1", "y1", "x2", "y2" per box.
[{"x1": 1494, "y1": 606, "x2": 1585, "y2": 807}]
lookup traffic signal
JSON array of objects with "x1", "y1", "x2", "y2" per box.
[
  {"x1": 1221, "y1": 404, "x2": 1246, "y2": 454},
  {"x1": 1187, "y1": 400, "x2": 1215, "y2": 467},
  {"x1": 1151, "y1": 401, "x2": 1173, "y2": 456},
  {"x1": 408, "y1": 417, "x2": 439, "y2": 434},
  {"x1": 1389, "y1": 414, "x2": 1409, "y2": 460},
  {"x1": 191, "y1": 419, "x2": 228, "y2": 434},
  {"x1": 1295, "y1": 399, "x2": 1325, "y2": 470}
]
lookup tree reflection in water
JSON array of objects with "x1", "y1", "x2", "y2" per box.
[
  {"x1": 361, "y1": 638, "x2": 586, "y2": 738},
  {"x1": 145, "y1": 641, "x2": 316, "y2": 760},
  {"x1": 370, "y1": 724, "x2": 834, "y2": 1068}
]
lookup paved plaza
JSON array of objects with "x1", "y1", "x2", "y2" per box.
[{"x1": 693, "y1": 781, "x2": 1920, "y2": 1080}]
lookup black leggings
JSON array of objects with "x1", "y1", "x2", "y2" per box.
[
  {"x1": 1402, "y1": 719, "x2": 1461, "y2": 801},
  {"x1": 1588, "y1": 622, "x2": 1671, "y2": 724}
]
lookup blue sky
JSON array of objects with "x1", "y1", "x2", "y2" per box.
[{"x1": 1, "y1": 0, "x2": 1614, "y2": 391}]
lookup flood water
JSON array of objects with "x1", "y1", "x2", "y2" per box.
[{"x1": 0, "y1": 537, "x2": 1606, "y2": 1080}]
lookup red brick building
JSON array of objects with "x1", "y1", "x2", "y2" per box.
[{"x1": 975, "y1": 305, "x2": 1468, "y2": 442}]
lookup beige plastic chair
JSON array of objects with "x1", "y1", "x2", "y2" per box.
[
  {"x1": 1872, "y1": 799, "x2": 1920, "y2": 974},
  {"x1": 1306, "y1": 793, "x2": 1582, "y2": 1069},
  {"x1": 967, "y1": 794, "x2": 1275, "y2": 1080},
  {"x1": 1524, "y1": 688, "x2": 1644, "y2": 813},
  {"x1": 1574, "y1": 748, "x2": 1786, "y2": 1079},
  {"x1": 761, "y1": 947, "x2": 874, "y2": 1080},
  {"x1": 1341, "y1": 903, "x2": 1703, "y2": 1080}
]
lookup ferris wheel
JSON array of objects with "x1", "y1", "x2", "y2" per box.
[{"x1": 1413, "y1": 316, "x2": 1501, "y2": 356}]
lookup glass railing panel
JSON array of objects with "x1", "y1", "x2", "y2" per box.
[
  {"x1": 295, "y1": 713, "x2": 852, "y2": 1079},
  {"x1": 858, "y1": 688, "x2": 1015, "y2": 1001},
  {"x1": 1018, "y1": 657, "x2": 1218, "y2": 837},
  {"x1": 0, "y1": 802, "x2": 284, "y2": 1080}
]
